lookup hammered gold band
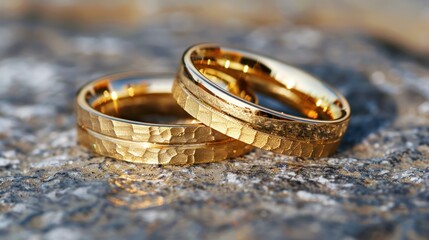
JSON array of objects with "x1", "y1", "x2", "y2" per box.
[
  {"x1": 76, "y1": 72, "x2": 253, "y2": 164},
  {"x1": 173, "y1": 43, "x2": 351, "y2": 157}
]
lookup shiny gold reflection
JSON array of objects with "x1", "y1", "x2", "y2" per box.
[
  {"x1": 199, "y1": 67, "x2": 255, "y2": 102},
  {"x1": 103, "y1": 160, "x2": 169, "y2": 209},
  {"x1": 192, "y1": 50, "x2": 344, "y2": 120},
  {"x1": 95, "y1": 93, "x2": 199, "y2": 124},
  {"x1": 107, "y1": 177, "x2": 166, "y2": 209},
  {"x1": 107, "y1": 196, "x2": 165, "y2": 210}
]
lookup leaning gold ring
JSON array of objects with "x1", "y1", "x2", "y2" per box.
[
  {"x1": 76, "y1": 72, "x2": 253, "y2": 164},
  {"x1": 173, "y1": 43, "x2": 351, "y2": 157}
]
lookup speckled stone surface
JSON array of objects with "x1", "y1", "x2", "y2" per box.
[{"x1": 0, "y1": 4, "x2": 429, "y2": 239}]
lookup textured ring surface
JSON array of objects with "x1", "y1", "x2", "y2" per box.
[
  {"x1": 75, "y1": 72, "x2": 253, "y2": 164},
  {"x1": 77, "y1": 125, "x2": 253, "y2": 165},
  {"x1": 174, "y1": 43, "x2": 351, "y2": 157},
  {"x1": 76, "y1": 72, "x2": 229, "y2": 143}
]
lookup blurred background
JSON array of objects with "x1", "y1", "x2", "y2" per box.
[{"x1": 2, "y1": 0, "x2": 429, "y2": 53}]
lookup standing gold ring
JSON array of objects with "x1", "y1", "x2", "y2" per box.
[
  {"x1": 76, "y1": 72, "x2": 253, "y2": 164},
  {"x1": 173, "y1": 43, "x2": 351, "y2": 157}
]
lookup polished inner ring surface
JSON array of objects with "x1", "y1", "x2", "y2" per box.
[
  {"x1": 76, "y1": 73, "x2": 230, "y2": 143},
  {"x1": 75, "y1": 72, "x2": 253, "y2": 164},
  {"x1": 189, "y1": 45, "x2": 349, "y2": 122},
  {"x1": 95, "y1": 93, "x2": 199, "y2": 124},
  {"x1": 174, "y1": 43, "x2": 351, "y2": 157}
]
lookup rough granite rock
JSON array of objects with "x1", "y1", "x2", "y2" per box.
[{"x1": 0, "y1": 5, "x2": 429, "y2": 240}]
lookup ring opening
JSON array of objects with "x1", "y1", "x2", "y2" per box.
[
  {"x1": 94, "y1": 93, "x2": 198, "y2": 124},
  {"x1": 83, "y1": 75, "x2": 198, "y2": 125},
  {"x1": 190, "y1": 46, "x2": 347, "y2": 121}
]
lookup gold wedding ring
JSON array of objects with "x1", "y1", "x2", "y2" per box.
[
  {"x1": 173, "y1": 43, "x2": 351, "y2": 157},
  {"x1": 76, "y1": 72, "x2": 253, "y2": 164}
]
